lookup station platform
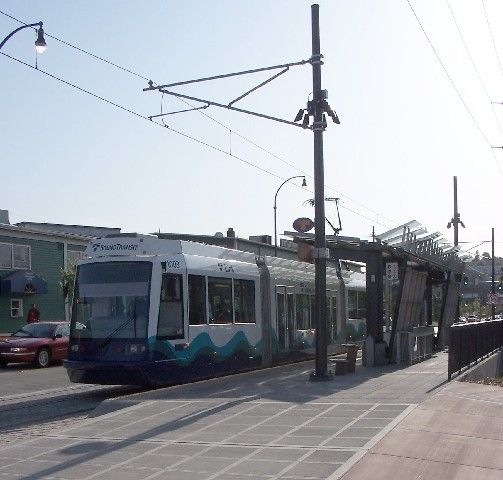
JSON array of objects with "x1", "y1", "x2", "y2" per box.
[{"x1": 0, "y1": 352, "x2": 501, "y2": 479}]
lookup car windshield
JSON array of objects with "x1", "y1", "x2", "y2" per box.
[
  {"x1": 71, "y1": 261, "x2": 152, "y2": 340},
  {"x1": 12, "y1": 323, "x2": 56, "y2": 338}
]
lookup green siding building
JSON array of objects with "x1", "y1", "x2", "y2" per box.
[{"x1": 0, "y1": 223, "x2": 90, "y2": 333}]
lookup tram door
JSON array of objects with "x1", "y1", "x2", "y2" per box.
[{"x1": 276, "y1": 287, "x2": 287, "y2": 350}]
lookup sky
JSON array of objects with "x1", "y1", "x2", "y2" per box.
[{"x1": 2, "y1": 0, "x2": 503, "y2": 256}]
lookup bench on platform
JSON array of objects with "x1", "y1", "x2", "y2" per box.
[{"x1": 332, "y1": 343, "x2": 359, "y2": 375}]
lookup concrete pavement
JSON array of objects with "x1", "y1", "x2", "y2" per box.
[
  {"x1": 342, "y1": 379, "x2": 503, "y2": 479},
  {"x1": 0, "y1": 352, "x2": 500, "y2": 479}
]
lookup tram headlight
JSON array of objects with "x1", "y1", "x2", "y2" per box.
[{"x1": 126, "y1": 344, "x2": 146, "y2": 354}]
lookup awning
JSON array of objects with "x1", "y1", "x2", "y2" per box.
[{"x1": 0, "y1": 270, "x2": 48, "y2": 295}]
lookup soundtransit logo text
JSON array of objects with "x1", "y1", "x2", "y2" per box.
[{"x1": 92, "y1": 242, "x2": 138, "y2": 253}]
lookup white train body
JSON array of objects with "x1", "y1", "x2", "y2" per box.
[{"x1": 65, "y1": 234, "x2": 348, "y2": 385}]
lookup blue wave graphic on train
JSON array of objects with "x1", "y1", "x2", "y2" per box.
[
  {"x1": 148, "y1": 329, "x2": 315, "y2": 366},
  {"x1": 149, "y1": 331, "x2": 257, "y2": 365}
]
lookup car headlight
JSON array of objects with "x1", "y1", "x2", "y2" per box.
[{"x1": 10, "y1": 347, "x2": 28, "y2": 352}]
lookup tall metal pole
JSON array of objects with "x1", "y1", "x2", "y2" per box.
[
  {"x1": 310, "y1": 4, "x2": 330, "y2": 380},
  {"x1": 492, "y1": 227, "x2": 495, "y2": 320},
  {"x1": 453, "y1": 176, "x2": 459, "y2": 322},
  {"x1": 453, "y1": 176, "x2": 459, "y2": 246},
  {"x1": 450, "y1": 175, "x2": 464, "y2": 322}
]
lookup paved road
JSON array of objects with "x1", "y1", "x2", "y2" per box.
[
  {"x1": 0, "y1": 362, "x2": 72, "y2": 396},
  {"x1": 0, "y1": 353, "x2": 458, "y2": 479}
]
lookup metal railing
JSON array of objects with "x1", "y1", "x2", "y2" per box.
[{"x1": 448, "y1": 319, "x2": 503, "y2": 380}]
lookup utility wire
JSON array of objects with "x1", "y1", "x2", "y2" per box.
[
  {"x1": 406, "y1": 0, "x2": 503, "y2": 177},
  {"x1": 446, "y1": 0, "x2": 503, "y2": 136},
  {"x1": 0, "y1": 51, "x2": 283, "y2": 180},
  {"x1": 0, "y1": 9, "x2": 151, "y2": 82},
  {"x1": 481, "y1": 0, "x2": 503, "y2": 83},
  {"x1": 1, "y1": 50, "x2": 392, "y2": 228},
  {"x1": 174, "y1": 95, "x2": 396, "y2": 224},
  {"x1": 0, "y1": 8, "x2": 396, "y2": 227}
]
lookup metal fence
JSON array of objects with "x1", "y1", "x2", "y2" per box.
[{"x1": 448, "y1": 319, "x2": 503, "y2": 380}]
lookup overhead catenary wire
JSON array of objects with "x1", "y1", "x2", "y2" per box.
[
  {"x1": 0, "y1": 8, "x2": 397, "y2": 228},
  {"x1": 446, "y1": 0, "x2": 503, "y2": 136},
  {"x1": 0, "y1": 51, "x2": 283, "y2": 179},
  {"x1": 481, "y1": 0, "x2": 503, "y2": 83},
  {"x1": 1, "y1": 50, "x2": 392, "y2": 229},
  {"x1": 406, "y1": 0, "x2": 503, "y2": 177},
  {"x1": 0, "y1": 9, "x2": 151, "y2": 82}
]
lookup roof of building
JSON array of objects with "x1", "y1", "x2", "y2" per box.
[{"x1": 0, "y1": 222, "x2": 92, "y2": 243}]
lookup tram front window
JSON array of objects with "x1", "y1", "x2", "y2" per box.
[{"x1": 71, "y1": 262, "x2": 152, "y2": 340}]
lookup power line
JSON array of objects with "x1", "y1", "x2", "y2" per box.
[
  {"x1": 174, "y1": 94, "x2": 396, "y2": 224},
  {"x1": 446, "y1": 0, "x2": 503, "y2": 136},
  {"x1": 1, "y1": 50, "x2": 392, "y2": 229},
  {"x1": 481, "y1": 0, "x2": 503, "y2": 82},
  {"x1": 0, "y1": 51, "x2": 283, "y2": 179},
  {"x1": 0, "y1": 9, "x2": 150, "y2": 82},
  {"x1": 406, "y1": 0, "x2": 503, "y2": 177},
  {"x1": 0, "y1": 8, "x2": 397, "y2": 227}
]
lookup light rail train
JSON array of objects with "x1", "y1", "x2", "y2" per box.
[{"x1": 65, "y1": 234, "x2": 361, "y2": 386}]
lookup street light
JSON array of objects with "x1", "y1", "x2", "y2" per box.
[
  {"x1": 0, "y1": 21, "x2": 46, "y2": 52},
  {"x1": 274, "y1": 175, "x2": 307, "y2": 256}
]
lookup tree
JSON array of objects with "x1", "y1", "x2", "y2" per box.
[{"x1": 59, "y1": 264, "x2": 76, "y2": 306}]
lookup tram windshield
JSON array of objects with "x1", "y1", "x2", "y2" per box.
[{"x1": 71, "y1": 262, "x2": 152, "y2": 340}]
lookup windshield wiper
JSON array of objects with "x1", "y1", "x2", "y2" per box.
[{"x1": 98, "y1": 316, "x2": 135, "y2": 349}]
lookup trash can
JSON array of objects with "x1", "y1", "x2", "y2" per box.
[
  {"x1": 333, "y1": 359, "x2": 347, "y2": 375},
  {"x1": 342, "y1": 343, "x2": 359, "y2": 373}
]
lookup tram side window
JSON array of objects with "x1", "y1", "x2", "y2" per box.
[
  {"x1": 234, "y1": 279, "x2": 255, "y2": 323},
  {"x1": 208, "y1": 277, "x2": 233, "y2": 324},
  {"x1": 188, "y1": 275, "x2": 207, "y2": 325},
  {"x1": 348, "y1": 290, "x2": 357, "y2": 318},
  {"x1": 348, "y1": 290, "x2": 366, "y2": 319},
  {"x1": 158, "y1": 273, "x2": 184, "y2": 339},
  {"x1": 296, "y1": 294, "x2": 310, "y2": 330}
]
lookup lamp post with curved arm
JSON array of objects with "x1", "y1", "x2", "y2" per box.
[
  {"x1": 0, "y1": 21, "x2": 46, "y2": 52},
  {"x1": 274, "y1": 175, "x2": 307, "y2": 256}
]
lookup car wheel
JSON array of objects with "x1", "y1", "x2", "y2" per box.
[{"x1": 34, "y1": 348, "x2": 51, "y2": 368}]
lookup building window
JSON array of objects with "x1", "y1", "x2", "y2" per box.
[
  {"x1": 13, "y1": 245, "x2": 30, "y2": 269},
  {"x1": 0, "y1": 243, "x2": 31, "y2": 270},
  {"x1": 208, "y1": 277, "x2": 233, "y2": 324},
  {"x1": 10, "y1": 299, "x2": 23, "y2": 318},
  {"x1": 0, "y1": 243, "x2": 12, "y2": 269}
]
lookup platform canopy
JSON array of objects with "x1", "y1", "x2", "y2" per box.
[{"x1": 376, "y1": 220, "x2": 455, "y2": 254}]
